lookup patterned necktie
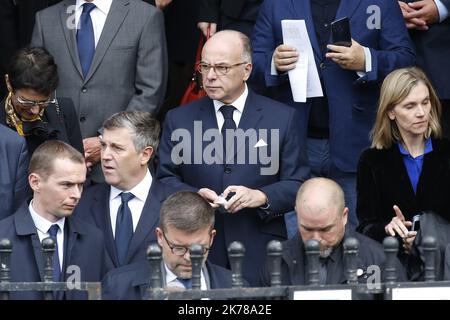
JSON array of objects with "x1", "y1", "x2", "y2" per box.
[
  {"x1": 219, "y1": 105, "x2": 236, "y2": 160},
  {"x1": 48, "y1": 224, "x2": 61, "y2": 282},
  {"x1": 77, "y1": 3, "x2": 96, "y2": 77},
  {"x1": 115, "y1": 192, "x2": 135, "y2": 266},
  {"x1": 177, "y1": 278, "x2": 192, "y2": 289}
]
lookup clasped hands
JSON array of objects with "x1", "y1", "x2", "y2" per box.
[{"x1": 198, "y1": 186, "x2": 267, "y2": 214}]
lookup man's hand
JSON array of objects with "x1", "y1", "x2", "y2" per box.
[
  {"x1": 198, "y1": 188, "x2": 220, "y2": 208},
  {"x1": 326, "y1": 39, "x2": 366, "y2": 71},
  {"x1": 385, "y1": 205, "x2": 413, "y2": 238},
  {"x1": 398, "y1": 1, "x2": 433, "y2": 30},
  {"x1": 273, "y1": 45, "x2": 298, "y2": 73},
  {"x1": 83, "y1": 137, "x2": 101, "y2": 169},
  {"x1": 197, "y1": 22, "x2": 216, "y2": 37},
  {"x1": 155, "y1": 0, "x2": 172, "y2": 10},
  {"x1": 406, "y1": 0, "x2": 439, "y2": 25},
  {"x1": 222, "y1": 186, "x2": 268, "y2": 214}
]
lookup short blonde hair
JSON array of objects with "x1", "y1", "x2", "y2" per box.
[{"x1": 371, "y1": 67, "x2": 442, "y2": 149}]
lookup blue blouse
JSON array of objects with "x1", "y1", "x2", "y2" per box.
[{"x1": 397, "y1": 138, "x2": 433, "y2": 194}]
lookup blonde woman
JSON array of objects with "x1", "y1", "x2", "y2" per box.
[{"x1": 356, "y1": 67, "x2": 450, "y2": 253}]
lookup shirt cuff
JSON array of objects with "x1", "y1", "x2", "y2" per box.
[
  {"x1": 356, "y1": 46, "x2": 372, "y2": 78},
  {"x1": 271, "y1": 53, "x2": 278, "y2": 75},
  {"x1": 435, "y1": 0, "x2": 449, "y2": 22}
]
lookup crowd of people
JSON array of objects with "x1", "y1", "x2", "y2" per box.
[{"x1": 0, "y1": 0, "x2": 449, "y2": 299}]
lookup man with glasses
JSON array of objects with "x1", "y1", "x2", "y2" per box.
[
  {"x1": 102, "y1": 191, "x2": 237, "y2": 299},
  {"x1": 157, "y1": 30, "x2": 310, "y2": 286},
  {"x1": 1, "y1": 47, "x2": 83, "y2": 155}
]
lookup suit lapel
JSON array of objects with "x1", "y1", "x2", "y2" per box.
[
  {"x1": 15, "y1": 204, "x2": 46, "y2": 281},
  {"x1": 84, "y1": 0, "x2": 130, "y2": 83},
  {"x1": 198, "y1": 99, "x2": 223, "y2": 163},
  {"x1": 390, "y1": 146, "x2": 417, "y2": 206},
  {"x1": 125, "y1": 179, "x2": 164, "y2": 263},
  {"x1": 92, "y1": 184, "x2": 119, "y2": 267},
  {"x1": 335, "y1": 0, "x2": 363, "y2": 21},
  {"x1": 290, "y1": 0, "x2": 321, "y2": 61},
  {"x1": 60, "y1": 0, "x2": 84, "y2": 78},
  {"x1": 230, "y1": 90, "x2": 262, "y2": 164}
]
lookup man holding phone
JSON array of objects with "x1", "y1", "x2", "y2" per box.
[{"x1": 251, "y1": 0, "x2": 415, "y2": 229}]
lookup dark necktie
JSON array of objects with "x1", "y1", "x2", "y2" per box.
[
  {"x1": 219, "y1": 105, "x2": 236, "y2": 160},
  {"x1": 77, "y1": 3, "x2": 96, "y2": 77},
  {"x1": 319, "y1": 257, "x2": 328, "y2": 285},
  {"x1": 115, "y1": 192, "x2": 135, "y2": 266},
  {"x1": 177, "y1": 278, "x2": 192, "y2": 289},
  {"x1": 48, "y1": 224, "x2": 61, "y2": 282}
]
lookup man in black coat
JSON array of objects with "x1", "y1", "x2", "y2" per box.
[
  {"x1": 260, "y1": 178, "x2": 406, "y2": 286},
  {"x1": 102, "y1": 191, "x2": 237, "y2": 300}
]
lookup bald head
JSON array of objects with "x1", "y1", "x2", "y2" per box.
[
  {"x1": 203, "y1": 30, "x2": 252, "y2": 64},
  {"x1": 296, "y1": 178, "x2": 348, "y2": 257},
  {"x1": 296, "y1": 178, "x2": 345, "y2": 217}
]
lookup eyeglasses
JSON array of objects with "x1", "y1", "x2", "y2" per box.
[
  {"x1": 197, "y1": 62, "x2": 248, "y2": 76},
  {"x1": 162, "y1": 232, "x2": 211, "y2": 256},
  {"x1": 15, "y1": 95, "x2": 56, "y2": 108}
]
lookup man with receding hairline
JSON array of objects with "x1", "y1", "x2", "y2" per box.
[
  {"x1": 158, "y1": 30, "x2": 309, "y2": 286},
  {"x1": 0, "y1": 140, "x2": 107, "y2": 300},
  {"x1": 259, "y1": 177, "x2": 406, "y2": 286}
]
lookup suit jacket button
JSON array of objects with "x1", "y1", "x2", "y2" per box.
[
  {"x1": 320, "y1": 62, "x2": 325, "y2": 69},
  {"x1": 81, "y1": 87, "x2": 87, "y2": 93},
  {"x1": 80, "y1": 116, "x2": 86, "y2": 122},
  {"x1": 224, "y1": 167, "x2": 231, "y2": 174}
]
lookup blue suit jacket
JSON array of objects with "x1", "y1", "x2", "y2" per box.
[
  {"x1": 251, "y1": 0, "x2": 416, "y2": 172},
  {"x1": 157, "y1": 89, "x2": 310, "y2": 285},
  {"x1": 74, "y1": 178, "x2": 172, "y2": 269},
  {"x1": 101, "y1": 260, "x2": 234, "y2": 300},
  {"x1": 0, "y1": 201, "x2": 107, "y2": 299},
  {"x1": 0, "y1": 124, "x2": 30, "y2": 219}
]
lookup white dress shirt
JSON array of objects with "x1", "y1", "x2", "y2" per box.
[
  {"x1": 164, "y1": 263, "x2": 207, "y2": 290},
  {"x1": 213, "y1": 84, "x2": 248, "y2": 130},
  {"x1": 75, "y1": 0, "x2": 113, "y2": 47},
  {"x1": 29, "y1": 201, "x2": 65, "y2": 270},
  {"x1": 109, "y1": 169, "x2": 153, "y2": 237}
]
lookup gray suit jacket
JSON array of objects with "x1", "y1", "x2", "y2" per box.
[
  {"x1": 31, "y1": 0, "x2": 168, "y2": 138},
  {"x1": 0, "y1": 124, "x2": 30, "y2": 219}
]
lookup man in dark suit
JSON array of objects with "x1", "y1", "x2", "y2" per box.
[
  {"x1": 197, "y1": 0, "x2": 263, "y2": 38},
  {"x1": 0, "y1": 124, "x2": 30, "y2": 219},
  {"x1": 0, "y1": 0, "x2": 61, "y2": 97},
  {"x1": 0, "y1": 140, "x2": 107, "y2": 299},
  {"x1": 102, "y1": 191, "x2": 236, "y2": 300},
  {"x1": 260, "y1": 178, "x2": 406, "y2": 286},
  {"x1": 157, "y1": 30, "x2": 310, "y2": 286},
  {"x1": 251, "y1": 0, "x2": 416, "y2": 228},
  {"x1": 31, "y1": 0, "x2": 167, "y2": 180},
  {"x1": 398, "y1": 0, "x2": 450, "y2": 137},
  {"x1": 75, "y1": 111, "x2": 172, "y2": 270}
]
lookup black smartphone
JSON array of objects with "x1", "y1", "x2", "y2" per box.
[
  {"x1": 411, "y1": 214, "x2": 421, "y2": 232},
  {"x1": 331, "y1": 17, "x2": 352, "y2": 47}
]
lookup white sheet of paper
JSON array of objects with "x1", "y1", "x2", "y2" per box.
[{"x1": 281, "y1": 20, "x2": 323, "y2": 102}]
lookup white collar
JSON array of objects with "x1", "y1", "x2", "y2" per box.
[
  {"x1": 110, "y1": 169, "x2": 152, "y2": 202},
  {"x1": 29, "y1": 200, "x2": 65, "y2": 234},
  {"x1": 213, "y1": 84, "x2": 248, "y2": 115},
  {"x1": 75, "y1": 0, "x2": 112, "y2": 15}
]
